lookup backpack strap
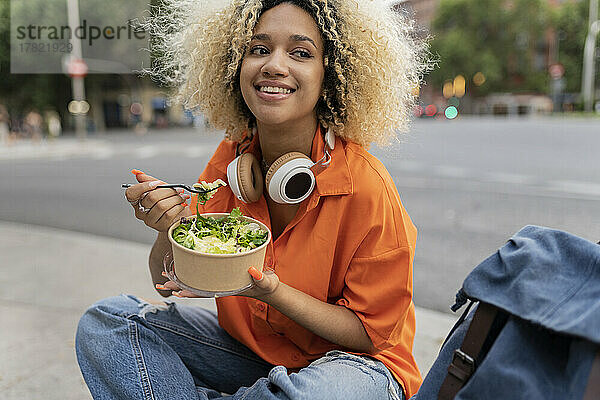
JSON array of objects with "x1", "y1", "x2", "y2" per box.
[
  {"x1": 584, "y1": 350, "x2": 600, "y2": 400},
  {"x1": 583, "y1": 242, "x2": 600, "y2": 399},
  {"x1": 438, "y1": 302, "x2": 499, "y2": 400}
]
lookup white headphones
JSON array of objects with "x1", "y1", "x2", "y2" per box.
[{"x1": 227, "y1": 127, "x2": 335, "y2": 205}]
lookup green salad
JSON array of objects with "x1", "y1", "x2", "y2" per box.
[
  {"x1": 193, "y1": 180, "x2": 226, "y2": 204},
  {"x1": 171, "y1": 180, "x2": 268, "y2": 254}
]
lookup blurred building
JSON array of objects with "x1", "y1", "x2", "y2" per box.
[
  {"x1": 85, "y1": 76, "x2": 188, "y2": 132},
  {"x1": 43, "y1": 74, "x2": 194, "y2": 136},
  {"x1": 390, "y1": 0, "x2": 581, "y2": 28},
  {"x1": 390, "y1": 0, "x2": 586, "y2": 116}
]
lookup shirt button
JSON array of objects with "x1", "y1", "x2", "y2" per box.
[
  {"x1": 291, "y1": 352, "x2": 301, "y2": 361},
  {"x1": 257, "y1": 303, "x2": 266, "y2": 312}
]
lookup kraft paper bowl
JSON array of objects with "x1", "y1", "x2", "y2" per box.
[{"x1": 167, "y1": 213, "x2": 271, "y2": 295}]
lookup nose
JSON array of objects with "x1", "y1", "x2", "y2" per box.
[{"x1": 260, "y1": 49, "x2": 289, "y2": 77}]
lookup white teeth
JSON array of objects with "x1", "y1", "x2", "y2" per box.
[{"x1": 259, "y1": 86, "x2": 292, "y2": 94}]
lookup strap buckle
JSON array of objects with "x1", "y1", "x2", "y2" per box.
[{"x1": 447, "y1": 349, "x2": 476, "y2": 382}]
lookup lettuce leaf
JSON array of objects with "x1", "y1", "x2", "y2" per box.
[{"x1": 172, "y1": 208, "x2": 268, "y2": 254}]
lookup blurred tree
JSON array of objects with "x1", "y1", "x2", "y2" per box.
[
  {"x1": 429, "y1": 0, "x2": 551, "y2": 96},
  {"x1": 0, "y1": 0, "x2": 71, "y2": 120},
  {"x1": 552, "y1": 0, "x2": 588, "y2": 94},
  {"x1": 505, "y1": 0, "x2": 551, "y2": 91},
  {"x1": 0, "y1": 0, "x2": 160, "y2": 128}
]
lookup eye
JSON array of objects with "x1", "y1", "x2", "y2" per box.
[
  {"x1": 249, "y1": 46, "x2": 269, "y2": 56},
  {"x1": 291, "y1": 49, "x2": 313, "y2": 59}
]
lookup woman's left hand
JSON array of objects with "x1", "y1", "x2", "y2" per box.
[{"x1": 156, "y1": 267, "x2": 280, "y2": 299}]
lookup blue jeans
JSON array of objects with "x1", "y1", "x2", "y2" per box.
[{"x1": 75, "y1": 294, "x2": 404, "y2": 400}]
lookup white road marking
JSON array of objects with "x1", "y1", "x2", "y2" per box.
[
  {"x1": 133, "y1": 145, "x2": 160, "y2": 159},
  {"x1": 547, "y1": 181, "x2": 600, "y2": 197},
  {"x1": 0, "y1": 141, "x2": 216, "y2": 162},
  {"x1": 91, "y1": 148, "x2": 116, "y2": 160},
  {"x1": 396, "y1": 160, "x2": 424, "y2": 171},
  {"x1": 389, "y1": 160, "x2": 600, "y2": 199},
  {"x1": 433, "y1": 165, "x2": 470, "y2": 179},
  {"x1": 183, "y1": 146, "x2": 211, "y2": 159},
  {"x1": 483, "y1": 172, "x2": 537, "y2": 185}
]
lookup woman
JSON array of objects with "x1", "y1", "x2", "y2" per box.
[{"x1": 76, "y1": 1, "x2": 428, "y2": 399}]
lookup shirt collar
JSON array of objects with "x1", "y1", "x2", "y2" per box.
[
  {"x1": 310, "y1": 125, "x2": 353, "y2": 197},
  {"x1": 211, "y1": 125, "x2": 353, "y2": 198}
]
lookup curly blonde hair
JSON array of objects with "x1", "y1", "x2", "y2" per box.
[{"x1": 145, "y1": 0, "x2": 429, "y2": 147}]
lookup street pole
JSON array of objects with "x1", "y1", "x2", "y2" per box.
[
  {"x1": 67, "y1": 0, "x2": 87, "y2": 138},
  {"x1": 589, "y1": 0, "x2": 599, "y2": 28},
  {"x1": 582, "y1": 0, "x2": 599, "y2": 112}
]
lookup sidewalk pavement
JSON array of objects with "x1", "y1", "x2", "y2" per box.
[{"x1": 0, "y1": 221, "x2": 458, "y2": 399}]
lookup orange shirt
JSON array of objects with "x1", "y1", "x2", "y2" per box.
[{"x1": 190, "y1": 127, "x2": 422, "y2": 397}]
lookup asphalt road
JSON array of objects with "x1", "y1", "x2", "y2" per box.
[{"x1": 2, "y1": 117, "x2": 599, "y2": 313}]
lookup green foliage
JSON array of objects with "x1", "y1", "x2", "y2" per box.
[
  {"x1": 429, "y1": 0, "x2": 507, "y2": 94},
  {"x1": 429, "y1": 0, "x2": 573, "y2": 96},
  {"x1": 0, "y1": 0, "x2": 68, "y2": 116},
  {"x1": 552, "y1": 0, "x2": 588, "y2": 93},
  {"x1": 0, "y1": 0, "x2": 163, "y2": 121}
]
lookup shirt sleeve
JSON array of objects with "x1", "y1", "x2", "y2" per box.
[
  {"x1": 334, "y1": 159, "x2": 418, "y2": 351},
  {"x1": 335, "y1": 245, "x2": 416, "y2": 351}
]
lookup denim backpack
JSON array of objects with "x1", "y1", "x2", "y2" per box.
[{"x1": 412, "y1": 225, "x2": 600, "y2": 400}]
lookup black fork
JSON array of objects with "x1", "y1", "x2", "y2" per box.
[{"x1": 121, "y1": 183, "x2": 224, "y2": 194}]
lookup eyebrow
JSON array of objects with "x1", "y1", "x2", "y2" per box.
[{"x1": 250, "y1": 33, "x2": 318, "y2": 50}]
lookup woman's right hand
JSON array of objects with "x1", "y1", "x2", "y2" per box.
[{"x1": 125, "y1": 170, "x2": 192, "y2": 233}]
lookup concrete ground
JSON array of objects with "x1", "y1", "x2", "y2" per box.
[{"x1": 0, "y1": 221, "x2": 457, "y2": 399}]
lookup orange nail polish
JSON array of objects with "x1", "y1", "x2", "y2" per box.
[
  {"x1": 248, "y1": 266, "x2": 263, "y2": 281},
  {"x1": 155, "y1": 284, "x2": 167, "y2": 290},
  {"x1": 172, "y1": 291, "x2": 183, "y2": 298},
  {"x1": 131, "y1": 169, "x2": 144, "y2": 175}
]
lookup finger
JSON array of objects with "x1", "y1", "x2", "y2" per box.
[
  {"x1": 169, "y1": 289, "x2": 199, "y2": 298},
  {"x1": 125, "y1": 180, "x2": 183, "y2": 209},
  {"x1": 131, "y1": 169, "x2": 159, "y2": 183},
  {"x1": 126, "y1": 180, "x2": 166, "y2": 205},
  {"x1": 154, "y1": 283, "x2": 172, "y2": 295},
  {"x1": 145, "y1": 192, "x2": 189, "y2": 225},
  {"x1": 139, "y1": 187, "x2": 182, "y2": 211},
  {"x1": 156, "y1": 281, "x2": 179, "y2": 291},
  {"x1": 155, "y1": 204, "x2": 190, "y2": 231},
  {"x1": 248, "y1": 266, "x2": 264, "y2": 281},
  {"x1": 174, "y1": 289, "x2": 201, "y2": 298},
  {"x1": 134, "y1": 202, "x2": 148, "y2": 220},
  {"x1": 248, "y1": 267, "x2": 279, "y2": 294}
]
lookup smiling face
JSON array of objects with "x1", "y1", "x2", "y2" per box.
[{"x1": 240, "y1": 3, "x2": 325, "y2": 129}]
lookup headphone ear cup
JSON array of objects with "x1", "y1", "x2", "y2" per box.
[
  {"x1": 237, "y1": 153, "x2": 263, "y2": 203},
  {"x1": 264, "y1": 152, "x2": 310, "y2": 190},
  {"x1": 265, "y1": 152, "x2": 314, "y2": 204}
]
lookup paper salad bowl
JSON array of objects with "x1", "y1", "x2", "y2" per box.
[{"x1": 166, "y1": 213, "x2": 271, "y2": 295}]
